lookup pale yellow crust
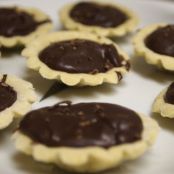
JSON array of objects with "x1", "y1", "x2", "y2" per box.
[
  {"x1": 0, "y1": 74, "x2": 37, "y2": 129},
  {"x1": 0, "y1": 6, "x2": 53, "y2": 47},
  {"x1": 22, "y1": 31, "x2": 130, "y2": 86},
  {"x1": 60, "y1": 1, "x2": 139, "y2": 37},
  {"x1": 152, "y1": 87, "x2": 174, "y2": 118},
  {"x1": 13, "y1": 115, "x2": 159, "y2": 173},
  {"x1": 133, "y1": 23, "x2": 174, "y2": 71}
]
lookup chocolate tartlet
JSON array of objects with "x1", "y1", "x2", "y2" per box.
[
  {"x1": 133, "y1": 24, "x2": 174, "y2": 71},
  {"x1": 0, "y1": 75, "x2": 17, "y2": 112},
  {"x1": 14, "y1": 101, "x2": 159, "y2": 173},
  {"x1": 38, "y1": 39, "x2": 129, "y2": 74},
  {"x1": 60, "y1": 1, "x2": 138, "y2": 37},
  {"x1": 19, "y1": 102, "x2": 143, "y2": 147},
  {"x1": 153, "y1": 82, "x2": 174, "y2": 118},
  {"x1": 0, "y1": 7, "x2": 52, "y2": 47},
  {"x1": 145, "y1": 25, "x2": 174, "y2": 57},
  {"x1": 70, "y1": 2, "x2": 127, "y2": 28},
  {"x1": 0, "y1": 74, "x2": 36, "y2": 129},
  {"x1": 22, "y1": 31, "x2": 130, "y2": 86}
]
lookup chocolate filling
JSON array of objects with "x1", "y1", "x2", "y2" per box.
[
  {"x1": 39, "y1": 39, "x2": 128, "y2": 74},
  {"x1": 0, "y1": 8, "x2": 50, "y2": 37},
  {"x1": 0, "y1": 75, "x2": 17, "y2": 112},
  {"x1": 19, "y1": 101, "x2": 143, "y2": 148},
  {"x1": 164, "y1": 82, "x2": 174, "y2": 104},
  {"x1": 70, "y1": 2, "x2": 128, "y2": 28},
  {"x1": 145, "y1": 25, "x2": 174, "y2": 57}
]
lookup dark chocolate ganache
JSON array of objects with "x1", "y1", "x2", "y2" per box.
[
  {"x1": 70, "y1": 2, "x2": 128, "y2": 28},
  {"x1": 145, "y1": 25, "x2": 174, "y2": 57},
  {"x1": 19, "y1": 101, "x2": 143, "y2": 148},
  {"x1": 0, "y1": 8, "x2": 50, "y2": 37},
  {"x1": 0, "y1": 75, "x2": 17, "y2": 112},
  {"x1": 39, "y1": 39, "x2": 128, "y2": 74},
  {"x1": 164, "y1": 82, "x2": 174, "y2": 104}
]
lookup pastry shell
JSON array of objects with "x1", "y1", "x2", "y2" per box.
[
  {"x1": 13, "y1": 114, "x2": 159, "y2": 173},
  {"x1": 60, "y1": 1, "x2": 139, "y2": 37},
  {"x1": 0, "y1": 6, "x2": 53, "y2": 48},
  {"x1": 133, "y1": 23, "x2": 174, "y2": 71},
  {"x1": 22, "y1": 31, "x2": 130, "y2": 86},
  {"x1": 0, "y1": 74, "x2": 37, "y2": 129},
  {"x1": 152, "y1": 87, "x2": 174, "y2": 118}
]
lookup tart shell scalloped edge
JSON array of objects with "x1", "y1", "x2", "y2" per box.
[
  {"x1": 0, "y1": 74, "x2": 37, "y2": 129},
  {"x1": 0, "y1": 6, "x2": 53, "y2": 47},
  {"x1": 13, "y1": 115, "x2": 159, "y2": 173},
  {"x1": 22, "y1": 31, "x2": 130, "y2": 86},
  {"x1": 59, "y1": 1, "x2": 139, "y2": 37},
  {"x1": 133, "y1": 23, "x2": 174, "y2": 71},
  {"x1": 152, "y1": 88, "x2": 174, "y2": 118}
]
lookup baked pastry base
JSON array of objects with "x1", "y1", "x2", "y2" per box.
[
  {"x1": 133, "y1": 23, "x2": 174, "y2": 71},
  {"x1": 22, "y1": 31, "x2": 130, "y2": 86},
  {"x1": 60, "y1": 1, "x2": 139, "y2": 37},
  {"x1": 13, "y1": 115, "x2": 159, "y2": 173},
  {"x1": 0, "y1": 74, "x2": 37, "y2": 129},
  {"x1": 153, "y1": 88, "x2": 174, "y2": 118},
  {"x1": 0, "y1": 6, "x2": 53, "y2": 48}
]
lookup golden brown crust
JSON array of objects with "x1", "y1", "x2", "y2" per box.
[
  {"x1": 60, "y1": 1, "x2": 139, "y2": 37},
  {"x1": 22, "y1": 31, "x2": 130, "y2": 86},
  {"x1": 0, "y1": 74, "x2": 37, "y2": 129},
  {"x1": 13, "y1": 114, "x2": 159, "y2": 173},
  {"x1": 0, "y1": 6, "x2": 53, "y2": 47},
  {"x1": 133, "y1": 23, "x2": 174, "y2": 71}
]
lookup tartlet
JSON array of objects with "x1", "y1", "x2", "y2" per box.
[
  {"x1": 60, "y1": 1, "x2": 139, "y2": 37},
  {"x1": 153, "y1": 82, "x2": 174, "y2": 118},
  {"x1": 22, "y1": 31, "x2": 130, "y2": 86},
  {"x1": 13, "y1": 101, "x2": 159, "y2": 173},
  {"x1": 0, "y1": 6, "x2": 52, "y2": 48},
  {"x1": 133, "y1": 24, "x2": 174, "y2": 71},
  {"x1": 0, "y1": 74, "x2": 36, "y2": 129}
]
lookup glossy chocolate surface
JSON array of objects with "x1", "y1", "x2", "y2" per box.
[
  {"x1": 164, "y1": 82, "x2": 174, "y2": 104},
  {"x1": 0, "y1": 75, "x2": 17, "y2": 112},
  {"x1": 70, "y1": 2, "x2": 127, "y2": 28},
  {"x1": 39, "y1": 39, "x2": 127, "y2": 74},
  {"x1": 145, "y1": 25, "x2": 174, "y2": 57},
  {"x1": 19, "y1": 102, "x2": 143, "y2": 148},
  {"x1": 0, "y1": 8, "x2": 49, "y2": 37}
]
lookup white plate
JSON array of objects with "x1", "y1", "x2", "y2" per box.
[{"x1": 0, "y1": 0, "x2": 174, "y2": 173}]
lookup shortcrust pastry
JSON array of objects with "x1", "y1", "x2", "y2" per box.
[
  {"x1": 153, "y1": 82, "x2": 174, "y2": 118},
  {"x1": 133, "y1": 24, "x2": 174, "y2": 71},
  {"x1": 0, "y1": 7, "x2": 52, "y2": 47},
  {"x1": 22, "y1": 31, "x2": 130, "y2": 86},
  {"x1": 0, "y1": 74, "x2": 36, "y2": 129},
  {"x1": 60, "y1": 1, "x2": 139, "y2": 37},
  {"x1": 14, "y1": 101, "x2": 159, "y2": 173}
]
